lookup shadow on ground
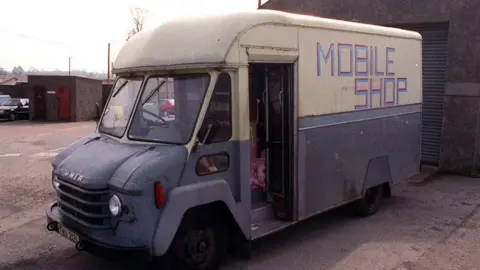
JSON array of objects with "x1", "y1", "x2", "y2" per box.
[
  {"x1": 0, "y1": 119, "x2": 28, "y2": 124},
  {"x1": 0, "y1": 196, "x2": 408, "y2": 270}
]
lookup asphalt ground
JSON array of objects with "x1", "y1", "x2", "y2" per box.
[{"x1": 1, "y1": 120, "x2": 479, "y2": 270}]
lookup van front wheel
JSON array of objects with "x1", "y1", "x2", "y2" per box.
[{"x1": 168, "y1": 216, "x2": 227, "y2": 270}]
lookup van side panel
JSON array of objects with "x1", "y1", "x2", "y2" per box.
[
  {"x1": 297, "y1": 106, "x2": 421, "y2": 218},
  {"x1": 296, "y1": 27, "x2": 422, "y2": 219}
]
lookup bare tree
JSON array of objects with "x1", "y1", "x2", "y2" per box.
[
  {"x1": 0, "y1": 67, "x2": 7, "y2": 76},
  {"x1": 11, "y1": 66, "x2": 26, "y2": 77},
  {"x1": 127, "y1": 8, "x2": 149, "y2": 41}
]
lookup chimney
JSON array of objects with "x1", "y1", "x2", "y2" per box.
[{"x1": 107, "y1": 43, "x2": 111, "y2": 81}]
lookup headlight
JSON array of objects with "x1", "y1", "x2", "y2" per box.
[
  {"x1": 53, "y1": 180, "x2": 60, "y2": 189},
  {"x1": 52, "y1": 175, "x2": 60, "y2": 189},
  {"x1": 109, "y1": 195, "x2": 122, "y2": 216}
]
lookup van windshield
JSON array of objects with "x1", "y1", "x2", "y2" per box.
[
  {"x1": 99, "y1": 77, "x2": 143, "y2": 137},
  {"x1": 128, "y1": 73, "x2": 210, "y2": 144}
]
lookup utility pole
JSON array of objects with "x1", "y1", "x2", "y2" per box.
[
  {"x1": 107, "y1": 43, "x2": 111, "y2": 81},
  {"x1": 68, "y1": 57, "x2": 71, "y2": 76}
]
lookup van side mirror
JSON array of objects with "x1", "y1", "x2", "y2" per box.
[{"x1": 197, "y1": 117, "x2": 220, "y2": 145}]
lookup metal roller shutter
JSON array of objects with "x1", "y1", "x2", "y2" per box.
[{"x1": 396, "y1": 22, "x2": 449, "y2": 166}]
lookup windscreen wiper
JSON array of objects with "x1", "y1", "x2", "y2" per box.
[
  {"x1": 112, "y1": 80, "x2": 129, "y2": 98},
  {"x1": 141, "y1": 79, "x2": 167, "y2": 106}
]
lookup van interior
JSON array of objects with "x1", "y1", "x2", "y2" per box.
[{"x1": 248, "y1": 62, "x2": 295, "y2": 238}]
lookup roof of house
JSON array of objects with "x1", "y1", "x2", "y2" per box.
[
  {"x1": 16, "y1": 75, "x2": 28, "y2": 83},
  {"x1": 0, "y1": 76, "x2": 19, "y2": 86},
  {"x1": 113, "y1": 9, "x2": 421, "y2": 72},
  {"x1": 0, "y1": 75, "x2": 28, "y2": 85}
]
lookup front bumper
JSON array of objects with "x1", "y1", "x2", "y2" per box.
[{"x1": 45, "y1": 201, "x2": 151, "y2": 263}]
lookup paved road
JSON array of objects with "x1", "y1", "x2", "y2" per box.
[{"x1": 1, "y1": 120, "x2": 480, "y2": 270}]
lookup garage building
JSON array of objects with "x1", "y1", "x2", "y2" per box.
[
  {"x1": 28, "y1": 75, "x2": 102, "y2": 122},
  {"x1": 261, "y1": 0, "x2": 480, "y2": 175}
]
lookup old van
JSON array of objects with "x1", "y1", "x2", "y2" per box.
[{"x1": 45, "y1": 9, "x2": 422, "y2": 270}]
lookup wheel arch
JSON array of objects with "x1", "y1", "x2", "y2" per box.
[
  {"x1": 151, "y1": 180, "x2": 248, "y2": 257},
  {"x1": 361, "y1": 155, "x2": 393, "y2": 194}
]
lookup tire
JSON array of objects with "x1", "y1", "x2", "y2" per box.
[
  {"x1": 159, "y1": 216, "x2": 228, "y2": 270},
  {"x1": 8, "y1": 112, "x2": 16, "y2": 121},
  {"x1": 352, "y1": 185, "x2": 384, "y2": 217}
]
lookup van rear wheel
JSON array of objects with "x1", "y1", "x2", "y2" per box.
[
  {"x1": 352, "y1": 185, "x2": 384, "y2": 217},
  {"x1": 165, "y1": 216, "x2": 227, "y2": 270}
]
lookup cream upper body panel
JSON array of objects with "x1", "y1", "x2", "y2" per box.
[
  {"x1": 113, "y1": 9, "x2": 422, "y2": 121},
  {"x1": 113, "y1": 9, "x2": 421, "y2": 73},
  {"x1": 297, "y1": 28, "x2": 422, "y2": 116}
]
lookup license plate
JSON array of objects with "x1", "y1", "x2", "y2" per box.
[{"x1": 58, "y1": 224, "x2": 80, "y2": 244}]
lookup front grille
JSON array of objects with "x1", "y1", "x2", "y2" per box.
[{"x1": 54, "y1": 176, "x2": 111, "y2": 229}]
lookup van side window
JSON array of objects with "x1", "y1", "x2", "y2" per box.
[
  {"x1": 196, "y1": 153, "x2": 230, "y2": 176},
  {"x1": 203, "y1": 72, "x2": 232, "y2": 143}
]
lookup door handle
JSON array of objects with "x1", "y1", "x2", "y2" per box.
[{"x1": 278, "y1": 91, "x2": 283, "y2": 107}]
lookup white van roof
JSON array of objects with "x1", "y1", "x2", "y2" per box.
[{"x1": 113, "y1": 9, "x2": 421, "y2": 73}]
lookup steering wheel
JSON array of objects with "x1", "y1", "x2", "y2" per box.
[{"x1": 141, "y1": 108, "x2": 169, "y2": 126}]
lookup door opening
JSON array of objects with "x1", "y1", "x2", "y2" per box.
[
  {"x1": 56, "y1": 86, "x2": 71, "y2": 121},
  {"x1": 249, "y1": 62, "x2": 294, "y2": 233},
  {"x1": 33, "y1": 86, "x2": 46, "y2": 120}
]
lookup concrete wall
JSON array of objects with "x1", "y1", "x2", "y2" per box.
[
  {"x1": 0, "y1": 83, "x2": 29, "y2": 98},
  {"x1": 102, "y1": 83, "x2": 113, "y2": 108},
  {"x1": 261, "y1": 0, "x2": 480, "y2": 175},
  {"x1": 75, "y1": 77, "x2": 102, "y2": 121},
  {"x1": 28, "y1": 75, "x2": 75, "y2": 121}
]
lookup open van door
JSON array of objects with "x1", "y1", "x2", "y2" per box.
[{"x1": 264, "y1": 63, "x2": 295, "y2": 221}]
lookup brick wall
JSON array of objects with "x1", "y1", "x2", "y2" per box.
[
  {"x1": 262, "y1": 0, "x2": 480, "y2": 175},
  {"x1": 28, "y1": 75, "x2": 75, "y2": 121},
  {"x1": 75, "y1": 76, "x2": 102, "y2": 121}
]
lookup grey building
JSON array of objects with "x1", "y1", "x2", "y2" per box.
[
  {"x1": 261, "y1": 0, "x2": 480, "y2": 176},
  {"x1": 28, "y1": 75, "x2": 102, "y2": 122}
]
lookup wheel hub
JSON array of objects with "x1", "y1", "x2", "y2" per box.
[{"x1": 183, "y1": 228, "x2": 215, "y2": 265}]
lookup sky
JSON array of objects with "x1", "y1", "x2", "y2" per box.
[{"x1": 0, "y1": 0, "x2": 263, "y2": 73}]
